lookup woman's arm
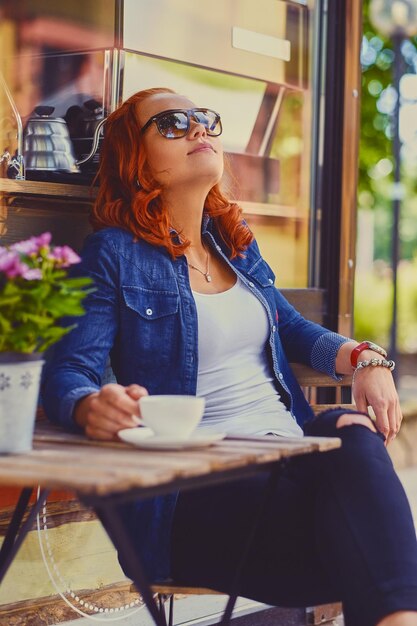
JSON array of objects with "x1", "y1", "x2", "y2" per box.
[
  {"x1": 274, "y1": 288, "x2": 402, "y2": 443},
  {"x1": 42, "y1": 232, "x2": 148, "y2": 438},
  {"x1": 335, "y1": 341, "x2": 402, "y2": 444}
]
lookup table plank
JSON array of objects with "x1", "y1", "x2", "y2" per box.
[
  {"x1": 33, "y1": 421, "x2": 127, "y2": 448},
  {"x1": 0, "y1": 426, "x2": 341, "y2": 496},
  {"x1": 224, "y1": 435, "x2": 340, "y2": 452},
  {"x1": 0, "y1": 453, "x2": 174, "y2": 493}
]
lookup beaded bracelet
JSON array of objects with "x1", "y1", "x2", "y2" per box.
[
  {"x1": 356, "y1": 358, "x2": 395, "y2": 371},
  {"x1": 352, "y1": 357, "x2": 396, "y2": 386}
]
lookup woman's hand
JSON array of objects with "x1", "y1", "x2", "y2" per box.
[
  {"x1": 74, "y1": 383, "x2": 148, "y2": 440},
  {"x1": 352, "y1": 365, "x2": 402, "y2": 445}
]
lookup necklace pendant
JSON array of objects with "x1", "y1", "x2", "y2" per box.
[{"x1": 205, "y1": 273, "x2": 212, "y2": 283}]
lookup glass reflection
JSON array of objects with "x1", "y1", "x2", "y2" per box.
[
  {"x1": 0, "y1": 1, "x2": 114, "y2": 182},
  {"x1": 123, "y1": 53, "x2": 311, "y2": 285}
]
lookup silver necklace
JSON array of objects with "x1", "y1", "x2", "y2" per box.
[{"x1": 187, "y1": 247, "x2": 212, "y2": 282}]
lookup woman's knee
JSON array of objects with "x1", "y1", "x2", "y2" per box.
[
  {"x1": 336, "y1": 413, "x2": 377, "y2": 432},
  {"x1": 304, "y1": 408, "x2": 372, "y2": 437},
  {"x1": 304, "y1": 409, "x2": 387, "y2": 446}
]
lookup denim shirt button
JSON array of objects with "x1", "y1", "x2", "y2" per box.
[
  {"x1": 146, "y1": 308, "x2": 153, "y2": 316},
  {"x1": 268, "y1": 278, "x2": 274, "y2": 284},
  {"x1": 278, "y1": 373, "x2": 284, "y2": 380},
  {"x1": 248, "y1": 281, "x2": 255, "y2": 288},
  {"x1": 272, "y1": 325, "x2": 276, "y2": 332},
  {"x1": 216, "y1": 245, "x2": 221, "y2": 252}
]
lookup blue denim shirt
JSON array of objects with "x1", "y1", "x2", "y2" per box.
[{"x1": 42, "y1": 222, "x2": 349, "y2": 582}]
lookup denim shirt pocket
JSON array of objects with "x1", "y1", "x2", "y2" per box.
[
  {"x1": 121, "y1": 286, "x2": 179, "y2": 366},
  {"x1": 123, "y1": 286, "x2": 179, "y2": 319}
]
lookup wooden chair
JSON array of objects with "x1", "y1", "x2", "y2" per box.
[{"x1": 151, "y1": 288, "x2": 351, "y2": 626}]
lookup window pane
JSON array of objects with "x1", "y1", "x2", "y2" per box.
[
  {"x1": 123, "y1": 0, "x2": 313, "y2": 286},
  {"x1": 0, "y1": 1, "x2": 114, "y2": 179}
]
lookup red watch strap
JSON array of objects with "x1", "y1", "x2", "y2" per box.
[
  {"x1": 350, "y1": 341, "x2": 387, "y2": 368},
  {"x1": 351, "y1": 342, "x2": 368, "y2": 368}
]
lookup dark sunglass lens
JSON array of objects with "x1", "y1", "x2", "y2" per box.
[
  {"x1": 208, "y1": 115, "x2": 222, "y2": 136},
  {"x1": 157, "y1": 112, "x2": 188, "y2": 138},
  {"x1": 194, "y1": 110, "x2": 222, "y2": 136}
]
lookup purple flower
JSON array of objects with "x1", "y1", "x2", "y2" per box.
[
  {"x1": 11, "y1": 239, "x2": 39, "y2": 255},
  {"x1": 22, "y1": 268, "x2": 43, "y2": 280},
  {"x1": 0, "y1": 251, "x2": 29, "y2": 278},
  {"x1": 50, "y1": 245, "x2": 81, "y2": 267},
  {"x1": 11, "y1": 232, "x2": 52, "y2": 256},
  {"x1": 35, "y1": 232, "x2": 52, "y2": 248}
]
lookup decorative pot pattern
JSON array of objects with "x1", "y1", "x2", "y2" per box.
[{"x1": 0, "y1": 357, "x2": 44, "y2": 454}]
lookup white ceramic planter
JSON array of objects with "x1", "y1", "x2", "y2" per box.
[{"x1": 0, "y1": 353, "x2": 44, "y2": 454}]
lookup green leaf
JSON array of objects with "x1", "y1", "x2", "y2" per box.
[
  {"x1": 0, "y1": 295, "x2": 21, "y2": 308},
  {"x1": 59, "y1": 277, "x2": 94, "y2": 289},
  {"x1": 19, "y1": 313, "x2": 53, "y2": 327},
  {"x1": 27, "y1": 283, "x2": 52, "y2": 300},
  {"x1": 0, "y1": 313, "x2": 12, "y2": 332},
  {"x1": 41, "y1": 295, "x2": 81, "y2": 317},
  {"x1": 2, "y1": 282, "x2": 20, "y2": 295},
  {"x1": 36, "y1": 324, "x2": 77, "y2": 352}
]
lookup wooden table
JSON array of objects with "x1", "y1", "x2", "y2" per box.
[{"x1": 0, "y1": 423, "x2": 341, "y2": 625}]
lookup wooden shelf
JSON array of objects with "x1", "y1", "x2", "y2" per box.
[
  {"x1": 0, "y1": 180, "x2": 306, "y2": 219},
  {"x1": 240, "y1": 201, "x2": 306, "y2": 220},
  {"x1": 0, "y1": 178, "x2": 97, "y2": 199}
]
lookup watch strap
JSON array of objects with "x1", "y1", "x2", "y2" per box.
[{"x1": 351, "y1": 341, "x2": 388, "y2": 368}]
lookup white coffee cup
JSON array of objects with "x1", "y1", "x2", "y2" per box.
[{"x1": 137, "y1": 395, "x2": 205, "y2": 439}]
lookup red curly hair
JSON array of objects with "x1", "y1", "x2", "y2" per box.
[{"x1": 92, "y1": 87, "x2": 253, "y2": 258}]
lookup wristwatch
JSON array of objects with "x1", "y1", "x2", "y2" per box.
[{"x1": 350, "y1": 341, "x2": 388, "y2": 368}]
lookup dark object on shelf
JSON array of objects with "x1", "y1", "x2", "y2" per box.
[{"x1": 65, "y1": 98, "x2": 105, "y2": 167}]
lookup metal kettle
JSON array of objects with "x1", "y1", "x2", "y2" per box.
[{"x1": 23, "y1": 106, "x2": 80, "y2": 173}]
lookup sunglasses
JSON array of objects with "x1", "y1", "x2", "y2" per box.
[{"x1": 140, "y1": 108, "x2": 222, "y2": 139}]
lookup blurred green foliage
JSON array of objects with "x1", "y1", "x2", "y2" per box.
[
  {"x1": 356, "y1": 1, "x2": 417, "y2": 354},
  {"x1": 359, "y1": 0, "x2": 417, "y2": 262},
  {"x1": 354, "y1": 258, "x2": 417, "y2": 352}
]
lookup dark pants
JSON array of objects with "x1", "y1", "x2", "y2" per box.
[{"x1": 171, "y1": 410, "x2": 417, "y2": 626}]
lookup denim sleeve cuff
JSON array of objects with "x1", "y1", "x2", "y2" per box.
[
  {"x1": 310, "y1": 333, "x2": 352, "y2": 380},
  {"x1": 60, "y1": 386, "x2": 100, "y2": 432}
]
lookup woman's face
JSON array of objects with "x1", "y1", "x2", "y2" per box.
[{"x1": 138, "y1": 93, "x2": 224, "y2": 192}]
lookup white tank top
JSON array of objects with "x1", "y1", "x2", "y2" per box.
[{"x1": 193, "y1": 277, "x2": 303, "y2": 437}]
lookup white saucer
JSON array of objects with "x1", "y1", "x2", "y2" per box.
[{"x1": 118, "y1": 428, "x2": 226, "y2": 450}]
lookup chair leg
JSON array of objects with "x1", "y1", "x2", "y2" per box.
[
  {"x1": 156, "y1": 594, "x2": 175, "y2": 626},
  {"x1": 168, "y1": 594, "x2": 174, "y2": 626}
]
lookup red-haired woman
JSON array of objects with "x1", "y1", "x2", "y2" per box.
[{"x1": 42, "y1": 88, "x2": 417, "y2": 626}]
